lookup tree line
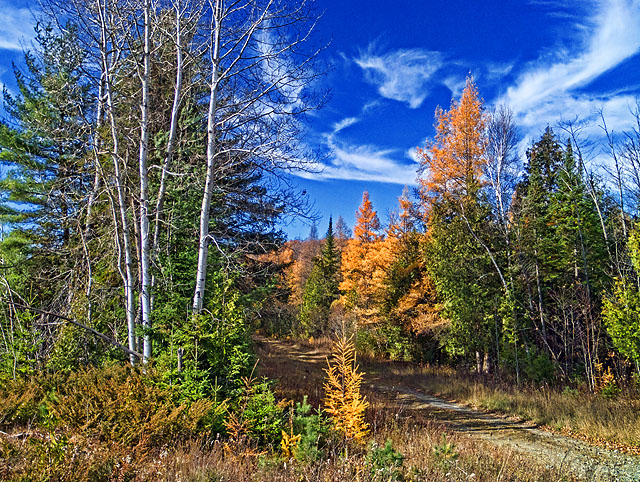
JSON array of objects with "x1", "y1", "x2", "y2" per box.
[
  {"x1": 2, "y1": 0, "x2": 640, "y2": 394},
  {"x1": 285, "y1": 78, "x2": 640, "y2": 390}
]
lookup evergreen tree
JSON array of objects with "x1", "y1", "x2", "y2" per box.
[
  {"x1": 417, "y1": 77, "x2": 502, "y2": 371},
  {"x1": 299, "y1": 217, "x2": 340, "y2": 335},
  {"x1": 512, "y1": 130, "x2": 610, "y2": 383},
  {"x1": 0, "y1": 25, "x2": 103, "y2": 370},
  {"x1": 511, "y1": 128, "x2": 565, "y2": 372}
]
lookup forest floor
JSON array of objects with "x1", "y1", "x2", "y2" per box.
[{"x1": 254, "y1": 336, "x2": 640, "y2": 482}]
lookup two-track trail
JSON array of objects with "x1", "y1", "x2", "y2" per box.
[{"x1": 254, "y1": 337, "x2": 640, "y2": 482}]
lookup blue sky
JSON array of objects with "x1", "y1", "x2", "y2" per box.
[{"x1": 1, "y1": 0, "x2": 639, "y2": 239}]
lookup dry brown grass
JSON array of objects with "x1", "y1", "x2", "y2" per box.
[
  {"x1": 154, "y1": 420, "x2": 577, "y2": 482},
  {"x1": 253, "y1": 337, "x2": 576, "y2": 482}
]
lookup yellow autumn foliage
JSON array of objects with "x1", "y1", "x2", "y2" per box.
[
  {"x1": 323, "y1": 334, "x2": 369, "y2": 443},
  {"x1": 339, "y1": 190, "x2": 392, "y2": 324}
]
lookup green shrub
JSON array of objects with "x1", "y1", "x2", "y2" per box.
[
  {"x1": 367, "y1": 439, "x2": 404, "y2": 481},
  {"x1": 432, "y1": 433, "x2": 458, "y2": 470},
  {"x1": 231, "y1": 377, "x2": 285, "y2": 447},
  {"x1": 523, "y1": 347, "x2": 555, "y2": 383},
  {"x1": 356, "y1": 323, "x2": 417, "y2": 361},
  {"x1": 291, "y1": 395, "x2": 332, "y2": 462}
]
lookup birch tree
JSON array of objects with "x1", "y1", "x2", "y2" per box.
[{"x1": 192, "y1": 0, "x2": 323, "y2": 313}]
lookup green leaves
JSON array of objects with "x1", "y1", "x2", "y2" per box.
[{"x1": 603, "y1": 279, "x2": 640, "y2": 364}]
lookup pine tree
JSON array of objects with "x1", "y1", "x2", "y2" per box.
[
  {"x1": 510, "y1": 129, "x2": 611, "y2": 383},
  {"x1": 319, "y1": 217, "x2": 340, "y2": 282},
  {"x1": 308, "y1": 222, "x2": 319, "y2": 240},
  {"x1": 299, "y1": 217, "x2": 341, "y2": 335},
  {"x1": 0, "y1": 25, "x2": 102, "y2": 370}
]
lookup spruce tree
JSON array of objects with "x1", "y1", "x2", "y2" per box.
[{"x1": 299, "y1": 217, "x2": 340, "y2": 335}]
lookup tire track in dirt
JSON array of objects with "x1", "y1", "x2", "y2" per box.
[{"x1": 256, "y1": 338, "x2": 640, "y2": 481}]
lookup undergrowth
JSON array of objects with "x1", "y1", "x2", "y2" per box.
[{"x1": 0, "y1": 346, "x2": 580, "y2": 481}]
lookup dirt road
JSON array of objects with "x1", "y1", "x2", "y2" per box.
[{"x1": 255, "y1": 337, "x2": 640, "y2": 482}]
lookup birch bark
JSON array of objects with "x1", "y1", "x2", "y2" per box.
[
  {"x1": 192, "y1": 0, "x2": 222, "y2": 314},
  {"x1": 139, "y1": 0, "x2": 152, "y2": 362}
]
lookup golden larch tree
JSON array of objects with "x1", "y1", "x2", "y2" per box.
[
  {"x1": 353, "y1": 190, "x2": 381, "y2": 242},
  {"x1": 417, "y1": 76, "x2": 487, "y2": 211},
  {"x1": 385, "y1": 188, "x2": 443, "y2": 334},
  {"x1": 340, "y1": 191, "x2": 391, "y2": 323},
  {"x1": 323, "y1": 333, "x2": 369, "y2": 443}
]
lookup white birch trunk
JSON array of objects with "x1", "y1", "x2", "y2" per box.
[
  {"x1": 99, "y1": 0, "x2": 138, "y2": 364},
  {"x1": 151, "y1": 0, "x2": 183, "y2": 295},
  {"x1": 192, "y1": 0, "x2": 222, "y2": 314},
  {"x1": 139, "y1": 0, "x2": 152, "y2": 363}
]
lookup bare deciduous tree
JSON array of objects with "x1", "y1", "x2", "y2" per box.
[{"x1": 192, "y1": 0, "x2": 324, "y2": 313}]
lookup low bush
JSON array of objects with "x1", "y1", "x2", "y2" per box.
[
  {"x1": 0, "y1": 364, "x2": 225, "y2": 449},
  {"x1": 290, "y1": 395, "x2": 332, "y2": 462},
  {"x1": 367, "y1": 439, "x2": 404, "y2": 481}
]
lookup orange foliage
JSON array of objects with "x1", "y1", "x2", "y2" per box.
[
  {"x1": 385, "y1": 190, "x2": 443, "y2": 333},
  {"x1": 340, "y1": 191, "x2": 390, "y2": 323},
  {"x1": 282, "y1": 239, "x2": 322, "y2": 306},
  {"x1": 392, "y1": 272, "x2": 444, "y2": 334},
  {"x1": 417, "y1": 76, "x2": 487, "y2": 211},
  {"x1": 353, "y1": 191, "x2": 381, "y2": 242}
]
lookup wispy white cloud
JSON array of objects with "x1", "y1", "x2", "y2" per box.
[
  {"x1": 0, "y1": 3, "x2": 36, "y2": 51},
  {"x1": 492, "y1": 0, "x2": 640, "y2": 166},
  {"x1": 355, "y1": 46, "x2": 442, "y2": 109},
  {"x1": 255, "y1": 29, "x2": 309, "y2": 114},
  {"x1": 501, "y1": 0, "x2": 640, "y2": 118},
  {"x1": 406, "y1": 148, "x2": 422, "y2": 165},
  {"x1": 517, "y1": 93, "x2": 637, "y2": 133},
  {"x1": 332, "y1": 116, "x2": 359, "y2": 133},
  {"x1": 298, "y1": 134, "x2": 419, "y2": 185},
  {"x1": 362, "y1": 99, "x2": 382, "y2": 113},
  {"x1": 442, "y1": 76, "x2": 466, "y2": 98},
  {"x1": 484, "y1": 61, "x2": 515, "y2": 81}
]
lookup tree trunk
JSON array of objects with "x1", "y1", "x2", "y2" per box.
[
  {"x1": 151, "y1": 0, "x2": 183, "y2": 309},
  {"x1": 193, "y1": 0, "x2": 222, "y2": 314},
  {"x1": 139, "y1": 0, "x2": 152, "y2": 363},
  {"x1": 99, "y1": 0, "x2": 137, "y2": 364}
]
